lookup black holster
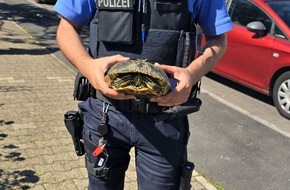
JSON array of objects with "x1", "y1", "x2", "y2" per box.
[
  {"x1": 152, "y1": 98, "x2": 202, "y2": 122},
  {"x1": 64, "y1": 111, "x2": 85, "y2": 156}
]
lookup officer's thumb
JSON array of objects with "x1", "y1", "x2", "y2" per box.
[
  {"x1": 114, "y1": 54, "x2": 130, "y2": 62},
  {"x1": 154, "y1": 63, "x2": 174, "y2": 75},
  {"x1": 105, "y1": 55, "x2": 130, "y2": 68}
]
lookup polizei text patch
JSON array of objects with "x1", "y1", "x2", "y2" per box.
[{"x1": 98, "y1": 0, "x2": 133, "y2": 9}]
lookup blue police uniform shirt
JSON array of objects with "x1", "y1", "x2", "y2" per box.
[{"x1": 54, "y1": 0, "x2": 232, "y2": 36}]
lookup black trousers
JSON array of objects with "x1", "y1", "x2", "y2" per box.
[{"x1": 79, "y1": 98, "x2": 190, "y2": 190}]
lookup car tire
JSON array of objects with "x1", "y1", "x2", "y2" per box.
[{"x1": 273, "y1": 71, "x2": 290, "y2": 119}]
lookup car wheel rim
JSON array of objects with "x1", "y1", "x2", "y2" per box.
[{"x1": 278, "y1": 79, "x2": 290, "y2": 114}]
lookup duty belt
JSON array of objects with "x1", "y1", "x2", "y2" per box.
[{"x1": 95, "y1": 91, "x2": 165, "y2": 114}]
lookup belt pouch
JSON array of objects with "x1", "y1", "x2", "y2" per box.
[
  {"x1": 97, "y1": 0, "x2": 136, "y2": 44},
  {"x1": 73, "y1": 72, "x2": 96, "y2": 101}
]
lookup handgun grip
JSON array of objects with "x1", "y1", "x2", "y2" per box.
[{"x1": 64, "y1": 111, "x2": 85, "y2": 156}]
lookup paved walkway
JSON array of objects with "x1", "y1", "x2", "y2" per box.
[{"x1": 0, "y1": 13, "x2": 217, "y2": 190}]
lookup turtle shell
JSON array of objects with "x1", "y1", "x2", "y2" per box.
[{"x1": 105, "y1": 59, "x2": 170, "y2": 97}]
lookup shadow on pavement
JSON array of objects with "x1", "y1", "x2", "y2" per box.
[
  {"x1": 0, "y1": 169, "x2": 39, "y2": 190},
  {"x1": 0, "y1": 127, "x2": 40, "y2": 189},
  {"x1": 0, "y1": 86, "x2": 32, "y2": 92},
  {"x1": 206, "y1": 72, "x2": 273, "y2": 106},
  {"x1": 0, "y1": 102, "x2": 39, "y2": 189},
  {"x1": 0, "y1": 1, "x2": 60, "y2": 54},
  {"x1": 0, "y1": 48, "x2": 49, "y2": 56},
  {"x1": 0, "y1": 1, "x2": 89, "y2": 55}
]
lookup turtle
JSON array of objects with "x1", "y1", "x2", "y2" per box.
[{"x1": 105, "y1": 59, "x2": 170, "y2": 97}]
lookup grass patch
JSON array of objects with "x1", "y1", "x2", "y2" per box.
[{"x1": 196, "y1": 170, "x2": 223, "y2": 190}]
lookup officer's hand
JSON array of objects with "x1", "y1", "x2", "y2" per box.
[
  {"x1": 150, "y1": 63, "x2": 195, "y2": 106},
  {"x1": 87, "y1": 55, "x2": 136, "y2": 100}
]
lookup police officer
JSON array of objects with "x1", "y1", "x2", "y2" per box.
[{"x1": 55, "y1": 0, "x2": 232, "y2": 189}]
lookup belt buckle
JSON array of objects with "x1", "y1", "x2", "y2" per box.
[{"x1": 131, "y1": 98, "x2": 148, "y2": 113}]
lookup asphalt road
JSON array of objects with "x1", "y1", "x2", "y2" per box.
[
  {"x1": 188, "y1": 79, "x2": 290, "y2": 190},
  {"x1": 1, "y1": 0, "x2": 289, "y2": 189}
]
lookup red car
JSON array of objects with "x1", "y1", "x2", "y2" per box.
[{"x1": 212, "y1": 0, "x2": 290, "y2": 119}]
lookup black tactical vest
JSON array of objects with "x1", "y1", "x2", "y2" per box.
[{"x1": 89, "y1": 0, "x2": 198, "y2": 67}]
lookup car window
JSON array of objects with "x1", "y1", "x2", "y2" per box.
[
  {"x1": 267, "y1": 1, "x2": 290, "y2": 28},
  {"x1": 273, "y1": 24, "x2": 287, "y2": 39},
  {"x1": 229, "y1": 0, "x2": 273, "y2": 33}
]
